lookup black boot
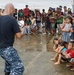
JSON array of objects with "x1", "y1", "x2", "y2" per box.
[{"x1": 5, "y1": 72, "x2": 10, "y2": 75}]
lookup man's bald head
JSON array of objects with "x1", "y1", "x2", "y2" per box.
[{"x1": 4, "y1": 3, "x2": 15, "y2": 16}]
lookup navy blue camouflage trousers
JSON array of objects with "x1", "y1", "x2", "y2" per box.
[{"x1": 0, "y1": 46, "x2": 24, "y2": 75}]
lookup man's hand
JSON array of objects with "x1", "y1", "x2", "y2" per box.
[{"x1": 15, "y1": 27, "x2": 24, "y2": 39}]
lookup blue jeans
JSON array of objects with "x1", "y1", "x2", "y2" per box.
[
  {"x1": 24, "y1": 26, "x2": 31, "y2": 34},
  {"x1": 36, "y1": 23, "x2": 42, "y2": 32},
  {"x1": 0, "y1": 46, "x2": 24, "y2": 75}
]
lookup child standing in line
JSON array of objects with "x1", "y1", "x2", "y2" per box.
[
  {"x1": 62, "y1": 17, "x2": 72, "y2": 42},
  {"x1": 70, "y1": 18, "x2": 74, "y2": 41}
]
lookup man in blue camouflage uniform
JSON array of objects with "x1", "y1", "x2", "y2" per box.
[{"x1": 0, "y1": 3, "x2": 24, "y2": 75}]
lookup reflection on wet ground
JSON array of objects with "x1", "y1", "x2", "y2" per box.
[
  {"x1": 0, "y1": 34, "x2": 74, "y2": 75},
  {"x1": 14, "y1": 34, "x2": 54, "y2": 52}
]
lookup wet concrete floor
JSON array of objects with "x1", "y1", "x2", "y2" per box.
[{"x1": 0, "y1": 34, "x2": 74, "y2": 75}]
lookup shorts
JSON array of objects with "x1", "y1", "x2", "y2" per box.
[{"x1": 70, "y1": 58, "x2": 74, "y2": 62}]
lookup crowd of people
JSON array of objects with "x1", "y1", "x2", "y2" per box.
[
  {"x1": 51, "y1": 38, "x2": 74, "y2": 71},
  {"x1": 15, "y1": 5, "x2": 73, "y2": 35},
  {"x1": 0, "y1": 4, "x2": 74, "y2": 72},
  {"x1": 17, "y1": 5, "x2": 74, "y2": 71},
  {"x1": 0, "y1": 5, "x2": 74, "y2": 35},
  {"x1": 15, "y1": 5, "x2": 74, "y2": 71}
]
